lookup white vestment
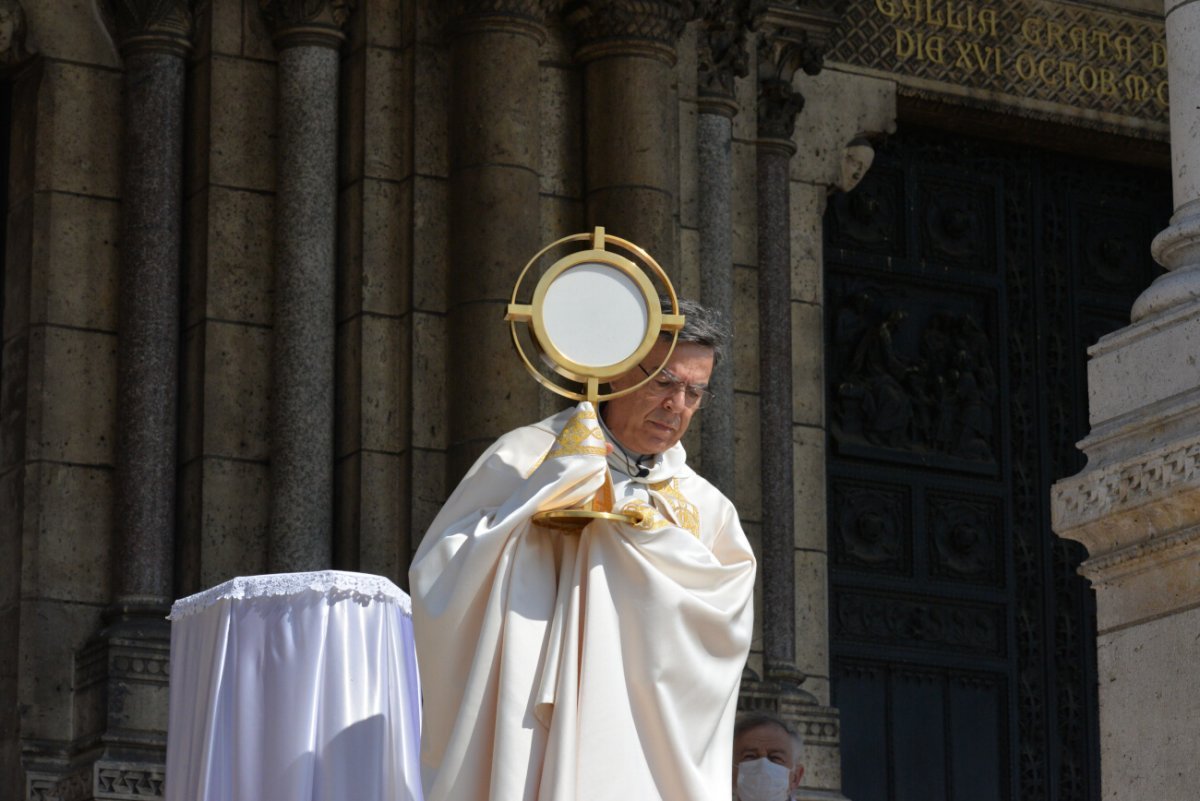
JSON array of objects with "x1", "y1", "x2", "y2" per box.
[{"x1": 410, "y1": 403, "x2": 756, "y2": 801}]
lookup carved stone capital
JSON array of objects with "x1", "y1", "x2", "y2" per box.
[
  {"x1": 756, "y1": 73, "x2": 803, "y2": 143},
  {"x1": 697, "y1": 0, "x2": 750, "y2": 114},
  {"x1": 448, "y1": 0, "x2": 556, "y2": 41},
  {"x1": 564, "y1": 0, "x2": 699, "y2": 64},
  {"x1": 259, "y1": 0, "x2": 354, "y2": 49},
  {"x1": 105, "y1": 0, "x2": 194, "y2": 57},
  {"x1": 752, "y1": 2, "x2": 839, "y2": 140}
]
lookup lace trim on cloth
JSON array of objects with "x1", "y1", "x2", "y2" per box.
[{"x1": 168, "y1": 570, "x2": 412, "y2": 620}]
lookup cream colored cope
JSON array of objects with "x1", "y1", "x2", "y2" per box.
[{"x1": 409, "y1": 401, "x2": 756, "y2": 801}]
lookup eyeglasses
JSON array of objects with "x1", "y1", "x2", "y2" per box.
[{"x1": 637, "y1": 364, "x2": 712, "y2": 409}]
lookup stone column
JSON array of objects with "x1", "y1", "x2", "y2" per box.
[
  {"x1": 752, "y1": 5, "x2": 824, "y2": 695},
  {"x1": 747, "y1": 7, "x2": 849, "y2": 800},
  {"x1": 565, "y1": 0, "x2": 694, "y2": 278},
  {"x1": 696, "y1": 1, "x2": 749, "y2": 497},
  {"x1": 1052, "y1": 3, "x2": 1200, "y2": 799},
  {"x1": 260, "y1": 0, "x2": 350, "y2": 572},
  {"x1": 90, "y1": 1, "x2": 193, "y2": 794},
  {"x1": 445, "y1": 0, "x2": 551, "y2": 481}
]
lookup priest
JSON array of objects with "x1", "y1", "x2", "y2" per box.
[{"x1": 409, "y1": 299, "x2": 756, "y2": 801}]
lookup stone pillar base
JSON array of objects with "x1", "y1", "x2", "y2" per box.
[
  {"x1": 24, "y1": 761, "x2": 93, "y2": 801},
  {"x1": 52, "y1": 612, "x2": 171, "y2": 801},
  {"x1": 92, "y1": 761, "x2": 166, "y2": 800}
]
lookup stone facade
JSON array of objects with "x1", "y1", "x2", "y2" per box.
[{"x1": 0, "y1": 1, "x2": 1190, "y2": 800}]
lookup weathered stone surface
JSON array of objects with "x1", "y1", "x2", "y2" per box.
[
  {"x1": 790, "y1": 300, "x2": 822, "y2": 427},
  {"x1": 209, "y1": 55, "x2": 276, "y2": 191},
  {"x1": 414, "y1": 43, "x2": 450, "y2": 177},
  {"x1": 733, "y1": 263, "x2": 758, "y2": 392},
  {"x1": 209, "y1": 0, "x2": 243, "y2": 56},
  {"x1": 360, "y1": 179, "x2": 411, "y2": 316},
  {"x1": 538, "y1": 193, "x2": 585, "y2": 250},
  {"x1": 30, "y1": 192, "x2": 119, "y2": 331},
  {"x1": 200, "y1": 322, "x2": 272, "y2": 460},
  {"x1": 413, "y1": 176, "x2": 450, "y2": 312},
  {"x1": 26, "y1": 327, "x2": 117, "y2": 466},
  {"x1": 357, "y1": 451, "x2": 410, "y2": 585},
  {"x1": 451, "y1": 35, "x2": 542, "y2": 172},
  {"x1": 198, "y1": 457, "x2": 270, "y2": 588},
  {"x1": 410, "y1": 447, "x2": 447, "y2": 546},
  {"x1": 788, "y1": 180, "x2": 824, "y2": 305},
  {"x1": 447, "y1": 301, "x2": 537, "y2": 480},
  {"x1": 585, "y1": 186, "x2": 676, "y2": 278},
  {"x1": 412, "y1": 312, "x2": 448, "y2": 451},
  {"x1": 1085, "y1": 304, "x2": 1200, "y2": 429},
  {"x1": 678, "y1": 224, "x2": 700, "y2": 305},
  {"x1": 733, "y1": 391, "x2": 761, "y2": 523},
  {"x1": 792, "y1": 424, "x2": 826, "y2": 554},
  {"x1": 360, "y1": 313, "x2": 409, "y2": 454},
  {"x1": 3, "y1": 198, "x2": 33, "y2": 343},
  {"x1": 679, "y1": 98, "x2": 700, "y2": 230},
  {"x1": 364, "y1": 46, "x2": 412, "y2": 182},
  {"x1": 17, "y1": 599, "x2": 105, "y2": 741},
  {"x1": 1097, "y1": 607, "x2": 1200, "y2": 801},
  {"x1": 792, "y1": 549, "x2": 829, "y2": 680},
  {"x1": 34, "y1": 62, "x2": 121, "y2": 198},
  {"x1": 539, "y1": 63, "x2": 583, "y2": 198},
  {"x1": 20, "y1": 463, "x2": 112, "y2": 604},
  {"x1": 731, "y1": 138, "x2": 758, "y2": 266},
  {"x1": 204, "y1": 186, "x2": 274, "y2": 326}
]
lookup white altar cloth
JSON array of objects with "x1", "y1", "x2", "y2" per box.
[{"x1": 164, "y1": 571, "x2": 423, "y2": 801}]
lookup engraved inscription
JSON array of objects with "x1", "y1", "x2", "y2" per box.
[{"x1": 826, "y1": 0, "x2": 1168, "y2": 129}]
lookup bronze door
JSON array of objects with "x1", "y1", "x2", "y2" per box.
[{"x1": 825, "y1": 127, "x2": 1169, "y2": 801}]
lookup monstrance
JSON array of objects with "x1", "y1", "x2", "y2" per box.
[{"x1": 505, "y1": 226, "x2": 684, "y2": 530}]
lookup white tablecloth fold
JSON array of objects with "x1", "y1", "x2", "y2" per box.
[{"x1": 165, "y1": 570, "x2": 423, "y2": 801}]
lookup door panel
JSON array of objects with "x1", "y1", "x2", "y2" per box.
[{"x1": 825, "y1": 128, "x2": 1169, "y2": 801}]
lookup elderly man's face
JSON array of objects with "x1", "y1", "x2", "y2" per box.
[
  {"x1": 602, "y1": 339, "x2": 713, "y2": 456},
  {"x1": 733, "y1": 722, "x2": 803, "y2": 800}
]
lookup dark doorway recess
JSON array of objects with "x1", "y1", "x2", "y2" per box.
[{"x1": 825, "y1": 126, "x2": 1170, "y2": 801}]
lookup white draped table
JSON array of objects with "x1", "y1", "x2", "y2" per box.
[{"x1": 164, "y1": 571, "x2": 424, "y2": 801}]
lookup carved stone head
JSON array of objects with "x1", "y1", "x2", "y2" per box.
[{"x1": 0, "y1": 0, "x2": 28, "y2": 66}]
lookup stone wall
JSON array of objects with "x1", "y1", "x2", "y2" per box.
[{"x1": 0, "y1": 2, "x2": 123, "y2": 792}]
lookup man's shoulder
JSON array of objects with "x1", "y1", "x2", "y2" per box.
[{"x1": 667, "y1": 460, "x2": 738, "y2": 517}]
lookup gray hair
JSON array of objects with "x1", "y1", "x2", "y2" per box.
[
  {"x1": 658, "y1": 296, "x2": 730, "y2": 366},
  {"x1": 734, "y1": 712, "x2": 806, "y2": 764}
]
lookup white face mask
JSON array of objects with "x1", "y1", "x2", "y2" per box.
[{"x1": 736, "y1": 756, "x2": 791, "y2": 801}]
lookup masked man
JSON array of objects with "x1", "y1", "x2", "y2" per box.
[
  {"x1": 732, "y1": 714, "x2": 806, "y2": 801},
  {"x1": 410, "y1": 299, "x2": 756, "y2": 801}
]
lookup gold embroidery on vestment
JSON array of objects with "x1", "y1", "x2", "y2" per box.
[
  {"x1": 619, "y1": 499, "x2": 668, "y2": 531},
  {"x1": 548, "y1": 408, "x2": 607, "y2": 460},
  {"x1": 648, "y1": 478, "x2": 700, "y2": 537}
]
